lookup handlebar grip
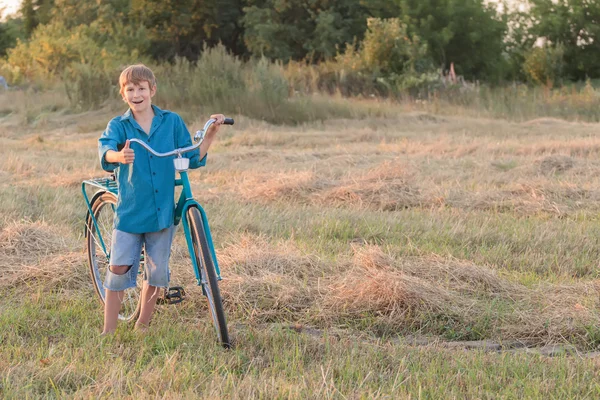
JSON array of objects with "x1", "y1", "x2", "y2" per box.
[{"x1": 224, "y1": 118, "x2": 234, "y2": 125}]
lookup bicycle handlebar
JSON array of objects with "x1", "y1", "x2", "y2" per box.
[{"x1": 128, "y1": 117, "x2": 234, "y2": 158}]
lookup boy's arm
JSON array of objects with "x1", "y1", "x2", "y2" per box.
[
  {"x1": 198, "y1": 129, "x2": 216, "y2": 161},
  {"x1": 199, "y1": 114, "x2": 224, "y2": 158},
  {"x1": 98, "y1": 119, "x2": 130, "y2": 171},
  {"x1": 176, "y1": 114, "x2": 224, "y2": 169},
  {"x1": 176, "y1": 115, "x2": 206, "y2": 169}
]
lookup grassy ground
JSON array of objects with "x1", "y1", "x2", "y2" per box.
[{"x1": 2, "y1": 90, "x2": 600, "y2": 397}]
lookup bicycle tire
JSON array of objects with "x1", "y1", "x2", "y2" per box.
[
  {"x1": 86, "y1": 191, "x2": 142, "y2": 322},
  {"x1": 187, "y1": 206, "x2": 230, "y2": 348}
]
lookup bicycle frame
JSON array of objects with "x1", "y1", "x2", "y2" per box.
[{"x1": 175, "y1": 168, "x2": 223, "y2": 284}]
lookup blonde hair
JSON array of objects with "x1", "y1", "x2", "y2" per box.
[{"x1": 119, "y1": 64, "x2": 157, "y2": 95}]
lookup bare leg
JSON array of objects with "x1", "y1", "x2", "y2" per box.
[
  {"x1": 135, "y1": 281, "x2": 161, "y2": 331},
  {"x1": 102, "y1": 264, "x2": 130, "y2": 335},
  {"x1": 103, "y1": 289, "x2": 124, "y2": 334}
]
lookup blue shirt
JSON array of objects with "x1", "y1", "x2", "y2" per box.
[{"x1": 98, "y1": 105, "x2": 206, "y2": 234}]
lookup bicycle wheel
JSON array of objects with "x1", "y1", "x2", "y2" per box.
[
  {"x1": 86, "y1": 191, "x2": 142, "y2": 322},
  {"x1": 187, "y1": 206, "x2": 230, "y2": 348}
]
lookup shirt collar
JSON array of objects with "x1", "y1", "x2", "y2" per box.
[
  {"x1": 120, "y1": 108, "x2": 132, "y2": 121},
  {"x1": 120, "y1": 104, "x2": 165, "y2": 121}
]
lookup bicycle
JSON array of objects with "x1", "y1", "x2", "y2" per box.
[{"x1": 82, "y1": 117, "x2": 233, "y2": 348}]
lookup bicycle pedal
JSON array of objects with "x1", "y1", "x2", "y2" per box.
[{"x1": 158, "y1": 286, "x2": 186, "y2": 305}]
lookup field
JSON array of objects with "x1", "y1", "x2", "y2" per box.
[{"x1": 2, "y1": 90, "x2": 600, "y2": 398}]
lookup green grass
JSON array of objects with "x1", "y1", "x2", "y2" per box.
[
  {"x1": 206, "y1": 199, "x2": 600, "y2": 282},
  {"x1": 427, "y1": 83, "x2": 600, "y2": 123},
  {"x1": 2, "y1": 292, "x2": 600, "y2": 398}
]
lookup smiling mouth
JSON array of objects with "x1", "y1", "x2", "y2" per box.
[{"x1": 132, "y1": 100, "x2": 143, "y2": 104}]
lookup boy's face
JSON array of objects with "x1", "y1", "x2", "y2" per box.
[{"x1": 121, "y1": 81, "x2": 156, "y2": 114}]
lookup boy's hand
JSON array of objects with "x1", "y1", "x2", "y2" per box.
[
  {"x1": 119, "y1": 140, "x2": 135, "y2": 164},
  {"x1": 207, "y1": 114, "x2": 225, "y2": 135}
]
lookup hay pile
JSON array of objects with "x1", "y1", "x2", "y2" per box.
[
  {"x1": 318, "y1": 161, "x2": 424, "y2": 211},
  {"x1": 0, "y1": 220, "x2": 86, "y2": 291},
  {"x1": 218, "y1": 235, "x2": 320, "y2": 321},
  {"x1": 539, "y1": 155, "x2": 575, "y2": 174},
  {"x1": 323, "y1": 245, "x2": 600, "y2": 345},
  {"x1": 202, "y1": 236, "x2": 600, "y2": 345},
  {"x1": 235, "y1": 170, "x2": 325, "y2": 204},
  {"x1": 350, "y1": 245, "x2": 523, "y2": 297},
  {"x1": 225, "y1": 161, "x2": 426, "y2": 211}
]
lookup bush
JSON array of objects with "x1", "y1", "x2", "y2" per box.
[
  {"x1": 63, "y1": 63, "x2": 115, "y2": 110},
  {"x1": 155, "y1": 46, "x2": 298, "y2": 123},
  {"x1": 282, "y1": 18, "x2": 439, "y2": 99},
  {"x1": 246, "y1": 57, "x2": 289, "y2": 111},
  {"x1": 153, "y1": 45, "x2": 246, "y2": 110},
  {"x1": 361, "y1": 18, "x2": 429, "y2": 76},
  {"x1": 6, "y1": 21, "x2": 146, "y2": 108},
  {"x1": 7, "y1": 22, "x2": 101, "y2": 84},
  {"x1": 523, "y1": 45, "x2": 565, "y2": 86},
  {"x1": 0, "y1": 60, "x2": 22, "y2": 86}
]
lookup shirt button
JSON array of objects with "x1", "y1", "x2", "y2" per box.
[
  {"x1": 158, "y1": 207, "x2": 161, "y2": 211},
  {"x1": 155, "y1": 189, "x2": 158, "y2": 193},
  {"x1": 153, "y1": 172, "x2": 156, "y2": 176}
]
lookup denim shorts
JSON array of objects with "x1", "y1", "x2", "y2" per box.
[{"x1": 104, "y1": 225, "x2": 176, "y2": 292}]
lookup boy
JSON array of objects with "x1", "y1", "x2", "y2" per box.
[{"x1": 98, "y1": 64, "x2": 225, "y2": 334}]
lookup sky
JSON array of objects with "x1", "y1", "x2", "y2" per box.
[{"x1": 0, "y1": 0, "x2": 20, "y2": 17}]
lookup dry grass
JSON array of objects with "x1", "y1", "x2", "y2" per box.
[
  {"x1": 207, "y1": 156, "x2": 600, "y2": 216},
  {"x1": 143, "y1": 233, "x2": 600, "y2": 345},
  {"x1": 0, "y1": 220, "x2": 69, "y2": 260},
  {"x1": 0, "y1": 220, "x2": 86, "y2": 291},
  {"x1": 350, "y1": 245, "x2": 521, "y2": 296},
  {"x1": 539, "y1": 155, "x2": 575, "y2": 174},
  {"x1": 218, "y1": 235, "x2": 319, "y2": 321},
  {"x1": 2, "y1": 95, "x2": 600, "y2": 351},
  {"x1": 326, "y1": 256, "x2": 466, "y2": 318},
  {"x1": 176, "y1": 111, "x2": 600, "y2": 217},
  {"x1": 324, "y1": 245, "x2": 600, "y2": 344},
  {"x1": 318, "y1": 161, "x2": 426, "y2": 211}
]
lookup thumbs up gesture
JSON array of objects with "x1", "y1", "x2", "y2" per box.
[{"x1": 119, "y1": 140, "x2": 135, "y2": 164}]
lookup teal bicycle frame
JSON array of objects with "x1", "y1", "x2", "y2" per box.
[
  {"x1": 82, "y1": 118, "x2": 227, "y2": 287},
  {"x1": 174, "y1": 169, "x2": 222, "y2": 283}
]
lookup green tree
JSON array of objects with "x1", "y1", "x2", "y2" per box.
[
  {"x1": 527, "y1": 0, "x2": 600, "y2": 80},
  {"x1": 130, "y1": 0, "x2": 245, "y2": 61},
  {"x1": 49, "y1": 0, "x2": 100, "y2": 28},
  {"x1": 360, "y1": 18, "x2": 430, "y2": 75},
  {"x1": 7, "y1": 20, "x2": 139, "y2": 79},
  {"x1": 20, "y1": 0, "x2": 37, "y2": 37},
  {"x1": 503, "y1": 10, "x2": 537, "y2": 81},
  {"x1": 35, "y1": 0, "x2": 54, "y2": 26},
  {"x1": 332, "y1": 17, "x2": 437, "y2": 96},
  {"x1": 0, "y1": 11, "x2": 23, "y2": 57},
  {"x1": 18, "y1": 0, "x2": 54, "y2": 37},
  {"x1": 396, "y1": 0, "x2": 508, "y2": 81},
  {"x1": 242, "y1": 0, "x2": 395, "y2": 61}
]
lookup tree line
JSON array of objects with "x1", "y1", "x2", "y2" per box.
[{"x1": 0, "y1": 0, "x2": 598, "y2": 87}]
